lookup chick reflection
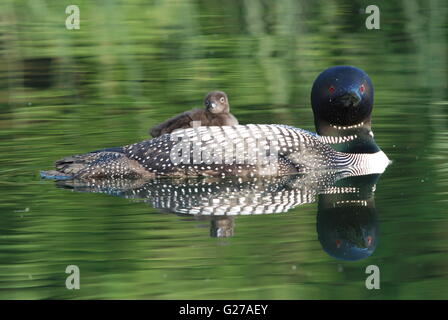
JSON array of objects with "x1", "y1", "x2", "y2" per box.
[
  {"x1": 55, "y1": 172, "x2": 382, "y2": 260},
  {"x1": 210, "y1": 217, "x2": 235, "y2": 238}
]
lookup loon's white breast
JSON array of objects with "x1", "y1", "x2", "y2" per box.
[{"x1": 346, "y1": 150, "x2": 391, "y2": 175}]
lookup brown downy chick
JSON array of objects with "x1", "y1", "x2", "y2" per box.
[{"x1": 149, "y1": 91, "x2": 238, "y2": 137}]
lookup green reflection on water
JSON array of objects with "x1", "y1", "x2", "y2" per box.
[{"x1": 0, "y1": 0, "x2": 447, "y2": 299}]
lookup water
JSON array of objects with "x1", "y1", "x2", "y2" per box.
[{"x1": 0, "y1": 0, "x2": 447, "y2": 299}]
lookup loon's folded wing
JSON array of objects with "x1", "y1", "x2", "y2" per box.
[{"x1": 124, "y1": 124, "x2": 342, "y2": 176}]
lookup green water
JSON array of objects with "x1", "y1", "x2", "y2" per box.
[{"x1": 0, "y1": 0, "x2": 447, "y2": 299}]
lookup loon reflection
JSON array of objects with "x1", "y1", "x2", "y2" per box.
[{"x1": 54, "y1": 170, "x2": 382, "y2": 261}]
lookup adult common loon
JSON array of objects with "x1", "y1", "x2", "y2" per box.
[
  {"x1": 41, "y1": 66, "x2": 390, "y2": 180},
  {"x1": 150, "y1": 91, "x2": 238, "y2": 138}
]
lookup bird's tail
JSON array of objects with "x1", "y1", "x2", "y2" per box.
[{"x1": 40, "y1": 153, "x2": 99, "y2": 180}]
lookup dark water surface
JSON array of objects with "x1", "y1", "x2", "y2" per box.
[{"x1": 0, "y1": 1, "x2": 447, "y2": 299}]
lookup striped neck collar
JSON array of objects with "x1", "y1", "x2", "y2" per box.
[{"x1": 316, "y1": 119, "x2": 380, "y2": 154}]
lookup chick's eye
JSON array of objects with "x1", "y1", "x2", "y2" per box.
[
  {"x1": 328, "y1": 86, "x2": 335, "y2": 94},
  {"x1": 220, "y1": 97, "x2": 225, "y2": 103},
  {"x1": 360, "y1": 84, "x2": 365, "y2": 93}
]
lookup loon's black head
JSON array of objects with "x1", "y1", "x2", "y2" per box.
[
  {"x1": 311, "y1": 66, "x2": 373, "y2": 134},
  {"x1": 204, "y1": 91, "x2": 230, "y2": 114},
  {"x1": 317, "y1": 203, "x2": 378, "y2": 261}
]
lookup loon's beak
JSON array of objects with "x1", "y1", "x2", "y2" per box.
[{"x1": 338, "y1": 89, "x2": 361, "y2": 107}]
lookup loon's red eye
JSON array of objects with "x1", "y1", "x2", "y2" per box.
[
  {"x1": 360, "y1": 84, "x2": 365, "y2": 93},
  {"x1": 328, "y1": 86, "x2": 335, "y2": 94}
]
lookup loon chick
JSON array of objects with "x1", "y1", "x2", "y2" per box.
[
  {"x1": 41, "y1": 66, "x2": 389, "y2": 180},
  {"x1": 149, "y1": 91, "x2": 238, "y2": 137}
]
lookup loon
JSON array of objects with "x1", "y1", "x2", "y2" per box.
[
  {"x1": 149, "y1": 91, "x2": 238, "y2": 138},
  {"x1": 41, "y1": 66, "x2": 390, "y2": 180}
]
